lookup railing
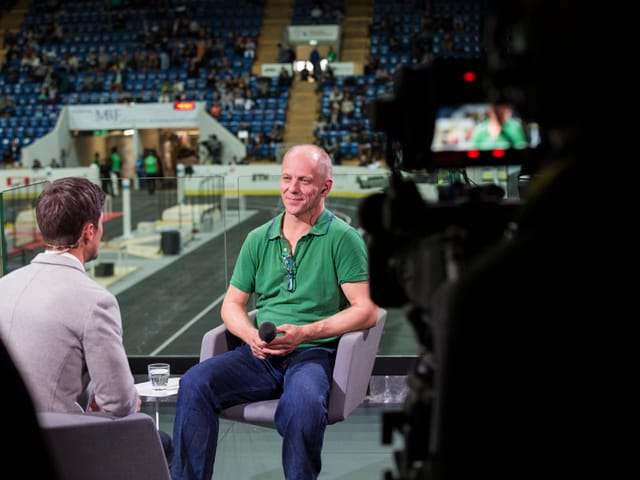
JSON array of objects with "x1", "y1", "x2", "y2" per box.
[
  {"x1": 1, "y1": 173, "x2": 422, "y2": 376},
  {"x1": 1, "y1": 181, "x2": 48, "y2": 274}
]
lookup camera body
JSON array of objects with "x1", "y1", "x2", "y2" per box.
[
  {"x1": 362, "y1": 58, "x2": 541, "y2": 480},
  {"x1": 361, "y1": 57, "x2": 538, "y2": 310}
]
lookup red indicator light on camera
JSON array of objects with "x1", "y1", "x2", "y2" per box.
[
  {"x1": 492, "y1": 149, "x2": 506, "y2": 158},
  {"x1": 463, "y1": 71, "x2": 477, "y2": 82},
  {"x1": 174, "y1": 101, "x2": 195, "y2": 110},
  {"x1": 466, "y1": 150, "x2": 481, "y2": 159}
]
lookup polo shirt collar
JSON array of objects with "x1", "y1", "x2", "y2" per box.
[{"x1": 267, "y1": 209, "x2": 334, "y2": 240}]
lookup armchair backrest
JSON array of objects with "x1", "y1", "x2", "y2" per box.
[{"x1": 38, "y1": 411, "x2": 171, "y2": 480}]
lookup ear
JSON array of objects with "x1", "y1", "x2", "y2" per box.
[
  {"x1": 321, "y1": 179, "x2": 333, "y2": 195},
  {"x1": 83, "y1": 222, "x2": 95, "y2": 240}
]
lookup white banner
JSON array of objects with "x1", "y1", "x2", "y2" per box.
[
  {"x1": 327, "y1": 62, "x2": 355, "y2": 76},
  {"x1": 67, "y1": 102, "x2": 205, "y2": 131},
  {"x1": 287, "y1": 25, "x2": 340, "y2": 43}
]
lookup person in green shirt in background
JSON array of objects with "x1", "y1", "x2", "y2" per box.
[
  {"x1": 143, "y1": 148, "x2": 160, "y2": 195},
  {"x1": 326, "y1": 45, "x2": 337, "y2": 63},
  {"x1": 109, "y1": 146, "x2": 122, "y2": 195}
]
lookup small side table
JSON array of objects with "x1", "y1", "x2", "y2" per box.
[{"x1": 135, "y1": 377, "x2": 179, "y2": 429}]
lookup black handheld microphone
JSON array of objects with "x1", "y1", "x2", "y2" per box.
[{"x1": 258, "y1": 322, "x2": 277, "y2": 342}]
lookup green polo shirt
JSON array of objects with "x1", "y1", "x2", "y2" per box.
[
  {"x1": 469, "y1": 119, "x2": 528, "y2": 150},
  {"x1": 230, "y1": 209, "x2": 369, "y2": 348},
  {"x1": 110, "y1": 151, "x2": 121, "y2": 172},
  {"x1": 144, "y1": 155, "x2": 158, "y2": 174}
]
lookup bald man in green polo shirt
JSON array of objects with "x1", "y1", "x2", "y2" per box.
[{"x1": 172, "y1": 144, "x2": 380, "y2": 480}]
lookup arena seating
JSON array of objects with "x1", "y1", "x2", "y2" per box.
[{"x1": 0, "y1": 0, "x2": 484, "y2": 164}]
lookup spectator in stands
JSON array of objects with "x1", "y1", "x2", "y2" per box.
[
  {"x1": 2, "y1": 151, "x2": 11, "y2": 169},
  {"x1": 374, "y1": 64, "x2": 392, "y2": 84},
  {"x1": 310, "y1": 2, "x2": 324, "y2": 23},
  {"x1": 268, "y1": 122, "x2": 284, "y2": 144},
  {"x1": 315, "y1": 63, "x2": 335, "y2": 93},
  {"x1": 286, "y1": 44, "x2": 296, "y2": 64},
  {"x1": 172, "y1": 79, "x2": 185, "y2": 100},
  {"x1": 6, "y1": 138, "x2": 21, "y2": 167},
  {"x1": 277, "y1": 43, "x2": 289, "y2": 63},
  {"x1": 277, "y1": 66, "x2": 292, "y2": 87},
  {"x1": 67, "y1": 52, "x2": 80, "y2": 72},
  {"x1": 97, "y1": 47, "x2": 111, "y2": 70},
  {"x1": 257, "y1": 76, "x2": 271, "y2": 98},
  {"x1": 159, "y1": 80, "x2": 174, "y2": 103},
  {"x1": 159, "y1": 49, "x2": 170, "y2": 71},
  {"x1": 340, "y1": 92, "x2": 355, "y2": 120},
  {"x1": 2, "y1": 61, "x2": 19, "y2": 84},
  {"x1": 85, "y1": 50, "x2": 99, "y2": 71},
  {"x1": 363, "y1": 55, "x2": 380, "y2": 76},
  {"x1": 328, "y1": 84, "x2": 343, "y2": 103},
  {"x1": 332, "y1": 4, "x2": 345, "y2": 24},
  {"x1": 326, "y1": 45, "x2": 337, "y2": 63},
  {"x1": 243, "y1": 37, "x2": 256, "y2": 59},
  {"x1": 313, "y1": 132, "x2": 324, "y2": 148},
  {"x1": 370, "y1": 132, "x2": 384, "y2": 162},
  {"x1": 0, "y1": 94, "x2": 16, "y2": 117},
  {"x1": 81, "y1": 75, "x2": 94, "y2": 93},
  {"x1": 309, "y1": 45, "x2": 321, "y2": 81},
  {"x1": 243, "y1": 90, "x2": 257, "y2": 111},
  {"x1": 313, "y1": 112, "x2": 328, "y2": 136},
  {"x1": 208, "y1": 100, "x2": 222, "y2": 119},
  {"x1": 0, "y1": 95, "x2": 8, "y2": 116},
  {"x1": 323, "y1": 133, "x2": 341, "y2": 165},
  {"x1": 300, "y1": 65, "x2": 312, "y2": 82},
  {"x1": 37, "y1": 86, "x2": 48, "y2": 103},
  {"x1": 328, "y1": 99, "x2": 341, "y2": 129}
]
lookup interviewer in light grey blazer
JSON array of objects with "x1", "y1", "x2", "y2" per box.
[{"x1": 0, "y1": 177, "x2": 139, "y2": 416}]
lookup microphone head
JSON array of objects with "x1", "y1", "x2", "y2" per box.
[{"x1": 258, "y1": 322, "x2": 277, "y2": 342}]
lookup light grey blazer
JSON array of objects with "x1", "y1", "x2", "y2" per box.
[{"x1": 0, "y1": 253, "x2": 138, "y2": 417}]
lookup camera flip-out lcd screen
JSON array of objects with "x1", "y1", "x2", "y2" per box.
[
  {"x1": 431, "y1": 103, "x2": 540, "y2": 153},
  {"x1": 426, "y1": 103, "x2": 541, "y2": 169}
]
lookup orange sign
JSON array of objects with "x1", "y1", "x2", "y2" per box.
[{"x1": 174, "y1": 101, "x2": 195, "y2": 110}]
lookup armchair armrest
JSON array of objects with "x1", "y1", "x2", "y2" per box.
[
  {"x1": 328, "y1": 308, "x2": 387, "y2": 423},
  {"x1": 199, "y1": 309, "x2": 257, "y2": 362}
]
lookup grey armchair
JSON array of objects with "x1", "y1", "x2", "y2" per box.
[
  {"x1": 38, "y1": 411, "x2": 171, "y2": 480},
  {"x1": 199, "y1": 307, "x2": 387, "y2": 428}
]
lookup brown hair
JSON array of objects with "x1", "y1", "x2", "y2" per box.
[{"x1": 35, "y1": 177, "x2": 105, "y2": 248}]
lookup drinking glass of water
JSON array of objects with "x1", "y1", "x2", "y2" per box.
[{"x1": 148, "y1": 363, "x2": 170, "y2": 391}]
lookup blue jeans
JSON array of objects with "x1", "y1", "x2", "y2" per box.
[{"x1": 171, "y1": 344, "x2": 336, "y2": 480}]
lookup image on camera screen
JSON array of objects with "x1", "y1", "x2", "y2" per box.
[{"x1": 430, "y1": 103, "x2": 540, "y2": 153}]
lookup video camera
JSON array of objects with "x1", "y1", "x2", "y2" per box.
[
  {"x1": 360, "y1": 52, "x2": 548, "y2": 308},
  {"x1": 360, "y1": 56, "x2": 546, "y2": 480},
  {"x1": 359, "y1": 1, "x2": 602, "y2": 477}
]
